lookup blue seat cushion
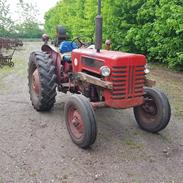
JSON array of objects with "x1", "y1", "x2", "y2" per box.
[
  {"x1": 63, "y1": 54, "x2": 71, "y2": 63},
  {"x1": 59, "y1": 41, "x2": 78, "y2": 54}
]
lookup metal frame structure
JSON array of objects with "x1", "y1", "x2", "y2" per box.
[{"x1": 0, "y1": 37, "x2": 23, "y2": 68}]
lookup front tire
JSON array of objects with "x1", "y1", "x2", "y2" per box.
[
  {"x1": 133, "y1": 88, "x2": 171, "y2": 133},
  {"x1": 64, "y1": 95, "x2": 97, "y2": 149},
  {"x1": 28, "y1": 51, "x2": 57, "y2": 111}
]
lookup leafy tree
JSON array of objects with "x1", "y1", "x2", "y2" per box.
[
  {"x1": 15, "y1": 1, "x2": 43, "y2": 38},
  {"x1": 44, "y1": 0, "x2": 183, "y2": 70},
  {"x1": 0, "y1": 0, "x2": 13, "y2": 37},
  {"x1": 124, "y1": 0, "x2": 183, "y2": 70},
  {"x1": 0, "y1": 0, "x2": 43, "y2": 39}
]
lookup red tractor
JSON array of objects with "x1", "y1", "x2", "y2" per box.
[{"x1": 28, "y1": 0, "x2": 171, "y2": 149}]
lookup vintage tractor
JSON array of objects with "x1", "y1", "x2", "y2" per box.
[{"x1": 28, "y1": 0, "x2": 171, "y2": 149}]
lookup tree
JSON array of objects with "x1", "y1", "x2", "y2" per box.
[
  {"x1": 0, "y1": 0, "x2": 13, "y2": 37},
  {"x1": 15, "y1": 1, "x2": 44, "y2": 38},
  {"x1": 44, "y1": 0, "x2": 183, "y2": 70}
]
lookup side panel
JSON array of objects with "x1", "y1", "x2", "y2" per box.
[{"x1": 71, "y1": 50, "x2": 104, "y2": 75}]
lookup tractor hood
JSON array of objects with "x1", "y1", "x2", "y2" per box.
[{"x1": 72, "y1": 49, "x2": 146, "y2": 75}]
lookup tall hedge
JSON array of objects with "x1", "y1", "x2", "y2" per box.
[{"x1": 44, "y1": 0, "x2": 183, "y2": 70}]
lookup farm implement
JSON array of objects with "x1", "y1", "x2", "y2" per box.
[{"x1": 0, "y1": 37, "x2": 23, "y2": 68}]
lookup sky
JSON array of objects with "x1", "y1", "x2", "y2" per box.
[{"x1": 8, "y1": 0, "x2": 59, "y2": 23}]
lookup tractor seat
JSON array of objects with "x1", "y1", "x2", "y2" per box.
[
  {"x1": 59, "y1": 41, "x2": 78, "y2": 63},
  {"x1": 61, "y1": 52, "x2": 72, "y2": 63}
]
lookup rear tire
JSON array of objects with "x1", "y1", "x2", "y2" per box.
[
  {"x1": 64, "y1": 95, "x2": 97, "y2": 149},
  {"x1": 28, "y1": 51, "x2": 57, "y2": 111},
  {"x1": 133, "y1": 88, "x2": 171, "y2": 133}
]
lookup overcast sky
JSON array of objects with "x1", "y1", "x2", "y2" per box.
[{"x1": 8, "y1": 0, "x2": 59, "y2": 23}]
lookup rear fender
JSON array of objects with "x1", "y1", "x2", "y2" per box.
[{"x1": 41, "y1": 44, "x2": 62, "y2": 84}]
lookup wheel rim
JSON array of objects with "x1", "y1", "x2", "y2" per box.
[
  {"x1": 140, "y1": 95, "x2": 158, "y2": 122},
  {"x1": 142, "y1": 95, "x2": 157, "y2": 115},
  {"x1": 67, "y1": 106, "x2": 84, "y2": 139},
  {"x1": 31, "y1": 68, "x2": 40, "y2": 95}
]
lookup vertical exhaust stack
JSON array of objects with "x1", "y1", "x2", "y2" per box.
[{"x1": 95, "y1": 0, "x2": 103, "y2": 52}]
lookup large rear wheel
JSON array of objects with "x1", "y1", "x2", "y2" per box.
[
  {"x1": 133, "y1": 88, "x2": 171, "y2": 133},
  {"x1": 28, "y1": 51, "x2": 57, "y2": 111},
  {"x1": 64, "y1": 95, "x2": 97, "y2": 149}
]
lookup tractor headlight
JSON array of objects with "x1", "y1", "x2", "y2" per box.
[
  {"x1": 100, "y1": 66, "x2": 111, "y2": 77},
  {"x1": 144, "y1": 64, "x2": 150, "y2": 74}
]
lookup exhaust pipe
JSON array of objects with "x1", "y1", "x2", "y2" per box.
[{"x1": 95, "y1": 0, "x2": 102, "y2": 52}]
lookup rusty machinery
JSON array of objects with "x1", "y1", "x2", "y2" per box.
[
  {"x1": 28, "y1": 0, "x2": 171, "y2": 149},
  {"x1": 0, "y1": 37, "x2": 23, "y2": 68}
]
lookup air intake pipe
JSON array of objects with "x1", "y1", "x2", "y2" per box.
[{"x1": 95, "y1": 0, "x2": 102, "y2": 52}]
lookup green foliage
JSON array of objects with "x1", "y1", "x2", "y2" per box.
[
  {"x1": 0, "y1": 0, "x2": 13, "y2": 37},
  {"x1": 0, "y1": 0, "x2": 43, "y2": 39},
  {"x1": 44, "y1": 0, "x2": 183, "y2": 70},
  {"x1": 15, "y1": 2, "x2": 44, "y2": 38}
]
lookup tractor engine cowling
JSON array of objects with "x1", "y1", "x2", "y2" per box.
[{"x1": 71, "y1": 49, "x2": 146, "y2": 109}]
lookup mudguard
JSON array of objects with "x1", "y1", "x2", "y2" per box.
[{"x1": 41, "y1": 44, "x2": 62, "y2": 85}]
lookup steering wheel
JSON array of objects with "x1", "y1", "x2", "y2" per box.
[{"x1": 71, "y1": 35, "x2": 93, "y2": 48}]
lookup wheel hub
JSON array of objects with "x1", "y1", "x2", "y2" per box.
[
  {"x1": 69, "y1": 110, "x2": 84, "y2": 139},
  {"x1": 143, "y1": 97, "x2": 157, "y2": 115},
  {"x1": 32, "y1": 69, "x2": 40, "y2": 95}
]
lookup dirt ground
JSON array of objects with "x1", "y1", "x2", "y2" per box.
[{"x1": 0, "y1": 42, "x2": 183, "y2": 183}]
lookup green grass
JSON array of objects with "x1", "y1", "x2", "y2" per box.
[
  {"x1": 0, "y1": 177, "x2": 4, "y2": 183},
  {"x1": 147, "y1": 64, "x2": 183, "y2": 116},
  {"x1": 0, "y1": 66, "x2": 14, "y2": 90},
  {"x1": 125, "y1": 139, "x2": 144, "y2": 150},
  {"x1": 132, "y1": 181, "x2": 141, "y2": 183},
  {"x1": 0, "y1": 45, "x2": 28, "y2": 92}
]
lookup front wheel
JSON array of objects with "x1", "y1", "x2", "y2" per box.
[
  {"x1": 133, "y1": 88, "x2": 171, "y2": 133},
  {"x1": 64, "y1": 95, "x2": 97, "y2": 149}
]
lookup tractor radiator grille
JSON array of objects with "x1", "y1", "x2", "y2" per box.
[{"x1": 111, "y1": 65, "x2": 145, "y2": 100}]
